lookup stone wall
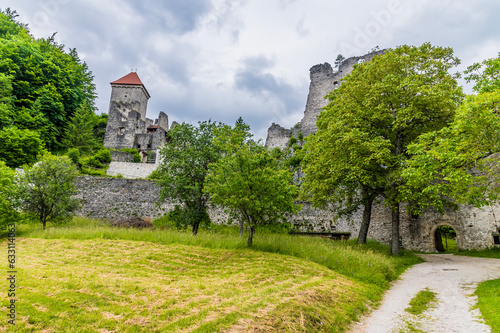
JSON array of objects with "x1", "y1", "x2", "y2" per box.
[
  {"x1": 110, "y1": 151, "x2": 134, "y2": 162},
  {"x1": 74, "y1": 176, "x2": 174, "y2": 220},
  {"x1": 106, "y1": 162, "x2": 158, "y2": 179},
  {"x1": 73, "y1": 176, "x2": 500, "y2": 252}
]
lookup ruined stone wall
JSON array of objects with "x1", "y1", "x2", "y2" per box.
[
  {"x1": 265, "y1": 50, "x2": 386, "y2": 148},
  {"x1": 106, "y1": 162, "x2": 158, "y2": 179},
  {"x1": 73, "y1": 176, "x2": 500, "y2": 251},
  {"x1": 74, "y1": 176, "x2": 172, "y2": 220},
  {"x1": 289, "y1": 198, "x2": 500, "y2": 252}
]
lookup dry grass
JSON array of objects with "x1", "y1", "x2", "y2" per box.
[{"x1": 0, "y1": 238, "x2": 376, "y2": 332}]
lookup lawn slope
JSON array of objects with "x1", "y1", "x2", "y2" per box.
[{"x1": 1, "y1": 238, "x2": 376, "y2": 332}]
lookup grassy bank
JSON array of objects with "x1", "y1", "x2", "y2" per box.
[{"x1": 0, "y1": 218, "x2": 422, "y2": 332}]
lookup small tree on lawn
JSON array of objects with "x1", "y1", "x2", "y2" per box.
[
  {"x1": 154, "y1": 120, "x2": 223, "y2": 235},
  {"x1": 17, "y1": 154, "x2": 79, "y2": 229},
  {"x1": 204, "y1": 125, "x2": 300, "y2": 247}
]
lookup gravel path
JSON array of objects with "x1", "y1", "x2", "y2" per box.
[{"x1": 350, "y1": 254, "x2": 500, "y2": 333}]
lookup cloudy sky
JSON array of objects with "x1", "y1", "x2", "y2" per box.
[{"x1": 3, "y1": 0, "x2": 500, "y2": 140}]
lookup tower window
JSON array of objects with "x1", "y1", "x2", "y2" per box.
[
  {"x1": 118, "y1": 127, "x2": 125, "y2": 135},
  {"x1": 494, "y1": 234, "x2": 500, "y2": 245}
]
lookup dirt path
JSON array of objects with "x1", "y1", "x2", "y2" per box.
[{"x1": 350, "y1": 254, "x2": 500, "y2": 333}]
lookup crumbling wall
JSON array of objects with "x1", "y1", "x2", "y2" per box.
[{"x1": 265, "y1": 50, "x2": 386, "y2": 149}]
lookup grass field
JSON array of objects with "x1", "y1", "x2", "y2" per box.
[{"x1": 0, "y1": 218, "x2": 423, "y2": 332}]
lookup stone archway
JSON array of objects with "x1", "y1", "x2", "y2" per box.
[{"x1": 430, "y1": 222, "x2": 461, "y2": 252}]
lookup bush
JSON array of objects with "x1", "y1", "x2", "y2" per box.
[
  {"x1": 152, "y1": 205, "x2": 211, "y2": 230},
  {"x1": 94, "y1": 149, "x2": 111, "y2": 164},
  {"x1": 120, "y1": 148, "x2": 140, "y2": 163},
  {"x1": 66, "y1": 148, "x2": 80, "y2": 167}
]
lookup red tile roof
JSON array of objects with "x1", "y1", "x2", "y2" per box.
[{"x1": 111, "y1": 72, "x2": 144, "y2": 85}]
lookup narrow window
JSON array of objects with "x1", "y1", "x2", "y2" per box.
[
  {"x1": 118, "y1": 127, "x2": 125, "y2": 135},
  {"x1": 494, "y1": 235, "x2": 500, "y2": 245}
]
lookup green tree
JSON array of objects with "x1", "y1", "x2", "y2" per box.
[
  {"x1": 403, "y1": 88, "x2": 500, "y2": 213},
  {"x1": 0, "y1": 126, "x2": 45, "y2": 168},
  {"x1": 204, "y1": 125, "x2": 300, "y2": 247},
  {"x1": 16, "y1": 154, "x2": 79, "y2": 229},
  {"x1": 0, "y1": 160, "x2": 18, "y2": 230},
  {"x1": 464, "y1": 52, "x2": 500, "y2": 93},
  {"x1": 62, "y1": 100, "x2": 97, "y2": 152},
  {"x1": 155, "y1": 120, "x2": 222, "y2": 235},
  {"x1": 0, "y1": 10, "x2": 96, "y2": 151},
  {"x1": 302, "y1": 43, "x2": 463, "y2": 254}
]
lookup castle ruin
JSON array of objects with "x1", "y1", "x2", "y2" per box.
[
  {"x1": 263, "y1": 50, "x2": 500, "y2": 252},
  {"x1": 103, "y1": 72, "x2": 168, "y2": 164}
]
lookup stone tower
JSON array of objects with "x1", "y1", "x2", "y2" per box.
[
  {"x1": 103, "y1": 72, "x2": 151, "y2": 149},
  {"x1": 265, "y1": 50, "x2": 386, "y2": 148}
]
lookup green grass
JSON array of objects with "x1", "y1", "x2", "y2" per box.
[
  {"x1": 0, "y1": 217, "x2": 423, "y2": 332},
  {"x1": 14, "y1": 218, "x2": 422, "y2": 289},
  {"x1": 475, "y1": 279, "x2": 500, "y2": 333},
  {"x1": 405, "y1": 288, "x2": 437, "y2": 315}
]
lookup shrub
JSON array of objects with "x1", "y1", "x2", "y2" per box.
[
  {"x1": 66, "y1": 148, "x2": 81, "y2": 167},
  {"x1": 94, "y1": 149, "x2": 112, "y2": 164},
  {"x1": 120, "y1": 148, "x2": 140, "y2": 163}
]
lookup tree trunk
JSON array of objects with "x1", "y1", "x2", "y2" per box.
[
  {"x1": 247, "y1": 226, "x2": 254, "y2": 247},
  {"x1": 239, "y1": 220, "x2": 244, "y2": 237},
  {"x1": 391, "y1": 204, "x2": 400, "y2": 255},
  {"x1": 358, "y1": 189, "x2": 374, "y2": 244},
  {"x1": 42, "y1": 219, "x2": 46, "y2": 230},
  {"x1": 192, "y1": 222, "x2": 199, "y2": 235}
]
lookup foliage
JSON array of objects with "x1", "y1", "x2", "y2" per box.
[
  {"x1": 119, "y1": 147, "x2": 141, "y2": 163},
  {"x1": 153, "y1": 205, "x2": 211, "y2": 231},
  {"x1": 155, "y1": 120, "x2": 223, "y2": 235},
  {"x1": 205, "y1": 124, "x2": 300, "y2": 246},
  {"x1": 0, "y1": 126, "x2": 45, "y2": 168},
  {"x1": 62, "y1": 100, "x2": 97, "y2": 152},
  {"x1": 16, "y1": 153, "x2": 79, "y2": 228},
  {"x1": 334, "y1": 54, "x2": 345, "y2": 68},
  {"x1": 66, "y1": 148, "x2": 80, "y2": 167},
  {"x1": 302, "y1": 43, "x2": 463, "y2": 255},
  {"x1": 0, "y1": 160, "x2": 17, "y2": 229},
  {"x1": 465, "y1": 53, "x2": 500, "y2": 94},
  {"x1": 403, "y1": 90, "x2": 500, "y2": 213},
  {"x1": 0, "y1": 9, "x2": 96, "y2": 152}
]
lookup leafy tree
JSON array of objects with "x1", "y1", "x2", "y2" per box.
[
  {"x1": 16, "y1": 154, "x2": 79, "y2": 229},
  {"x1": 0, "y1": 160, "x2": 18, "y2": 230},
  {"x1": 464, "y1": 53, "x2": 500, "y2": 93},
  {"x1": 303, "y1": 43, "x2": 463, "y2": 254},
  {"x1": 205, "y1": 125, "x2": 300, "y2": 247},
  {"x1": 62, "y1": 100, "x2": 97, "y2": 152},
  {"x1": 0, "y1": 10, "x2": 96, "y2": 151},
  {"x1": 0, "y1": 126, "x2": 45, "y2": 168},
  {"x1": 154, "y1": 120, "x2": 223, "y2": 235},
  {"x1": 403, "y1": 89, "x2": 500, "y2": 213}
]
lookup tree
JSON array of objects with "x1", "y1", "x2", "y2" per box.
[
  {"x1": 16, "y1": 154, "x2": 79, "y2": 229},
  {"x1": 154, "y1": 120, "x2": 222, "y2": 235},
  {"x1": 62, "y1": 100, "x2": 97, "y2": 152},
  {"x1": 204, "y1": 125, "x2": 300, "y2": 247},
  {"x1": 0, "y1": 126, "x2": 45, "y2": 168},
  {"x1": 0, "y1": 10, "x2": 96, "y2": 152},
  {"x1": 302, "y1": 43, "x2": 463, "y2": 254},
  {"x1": 0, "y1": 160, "x2": 18, "y2": 230},
  {"x1": 334, "y1": 54, "x2": 345, "y2": 68},
  {"x1": 403, "y1": 84, "x2": 500, "y2": 213},
  {"x1": 464, "y1": 53, "x2": 500, "y2": 94}
]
